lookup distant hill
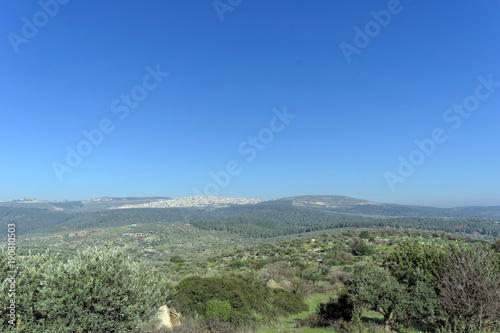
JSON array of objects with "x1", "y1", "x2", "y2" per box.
[
  {"x1": 274, "y1": 195, "x2": 500, "y2": 219},
  {"x1": 277, "y1": 195, "x2": 376, "y2": 208},
  {"x1": 2, "y1": 195, "x2": 499, "y2": 217},
  {"x1": 0, "y1": 197, "x2": 172, "y2": 212},
  {"x1": 1, "y1": 195, "x2": 499, "y2": 238}
]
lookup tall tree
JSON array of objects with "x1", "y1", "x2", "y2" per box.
[{"x1": 345, "y1": 260, "x2": 408, "y2": 330}]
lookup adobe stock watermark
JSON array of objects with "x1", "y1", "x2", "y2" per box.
[
  {"x1": 5, "y1": 223, "x2": 17, "y2": 326},
  {"x1": 384, "y1": 74, "x2": 500, "y2": 192},
  {"x1": 193, "y1": 106, "x2": 296, "y2": 196},
  {"x1": 213, "y1": 0, "x2": 242, "y2": 22},
  {"x1": 7, "y1": 0, "x2": 71, "y2": 54},
  {"x1": 51, "y1": 64, "x2": 169, "y2": 182},
  {"x1": 339, "y1": 0, "x2": 411, "y2": 64}
]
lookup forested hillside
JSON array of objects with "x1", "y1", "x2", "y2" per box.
[
  {"x1": 2, "y1": 197, "x2": 499, "y2": 239},
  {"x1": 191, "y1": 216, "x2": 499, "y2": 238}
]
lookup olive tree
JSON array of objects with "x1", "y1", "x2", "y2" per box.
[
  {"x1": 345, "y1": 260, "x2": 408, "y2": 330},
  {"x1": 2, "y1": 245, "x2": 172, "y2": 332}
]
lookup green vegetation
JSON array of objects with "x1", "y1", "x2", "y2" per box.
[
  {"x1": 347, "y1": 260, "x2": 407, "y2": 329},
  {"x1": 205, "y1": 300, "x2": 232, "y2": 321},
  {"x1": 173, "y1": 275, "x2": 307, "y2": 327},
  {"x1": 1, "y1": 198, "x2": 499, "y2": 332},
  {"x1": 308, "y1": 240, "x2": 500, "y2": 332},
  {"x1": 0, "y1": 246, "x2": 170, "y2": 332},
  {"x1": 2, "y1": 199, "x2": 499, "y2": 239}
]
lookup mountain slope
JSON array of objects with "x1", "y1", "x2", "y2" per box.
[
  {"x1": 1, "y1": 195, "x2": 499, "y2": 238},
  {"x1": 275, "y1": 195, "x2": 500, "y2": 219}
]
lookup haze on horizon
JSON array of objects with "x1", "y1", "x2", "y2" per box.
[{"x1": 1, "y1": 1, "x2": 499, "y2": 208}]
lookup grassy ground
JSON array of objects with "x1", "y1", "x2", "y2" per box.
[
  {"x1": 256, "y1": 294, "x2": 426, "y2": 333},
  {"x1": 256, "y1": 293, "x2": 333, "y2": 333}
]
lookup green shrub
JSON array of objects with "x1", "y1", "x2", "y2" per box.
[
  {"x1": 350, "y1": 239, "x2": 373, "y2": 256},
  {"x1": 173, "y1": 274, "x2": 307, "y2": 327},
  {"x1": 345, "y1": 260, "x2": 407, "y2": 330},
  {"x1": 271, "y1": 289, "x2": 308, "y2": 315},
  {"x1": 1, "y1": 248, "x2": 58, "y2": 332},
  {"x1": 170, "y1": 255, "x2": 184, "y2": 263},
  {"x1": 227, "y1": 260, "x2": 246, "y2": 269},
  {"x1": 1, "y1": 245, "x2": 171, "y2": 332},
  {"x1": 492, "y1": 239, "x2": 500, "y2": 253},
  {"x1": 205, "y1": 300, "x2": 232, "y2": 321},
  {"x1": 310, "y1": 289, "x2": 354, "y2": 327},
  {"x1": 300, "y1": 265, "x2": 329, "y2": 283},
  {"x1": 358, "y1": 231, "x2": 370, "y2": 240},
  {"x1": 173, "y1": 275, "x2": 261, "y2": 326},
  {"x1": 330, "y1": 250, "x2": 355, "y2": 265},
  {"x1": 384, "y1": 239, "x2": 446, "y2": 286}
]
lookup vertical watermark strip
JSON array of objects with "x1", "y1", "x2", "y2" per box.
[{"x1": 6, "y1": 223, "x2": 17, "y2": 326}]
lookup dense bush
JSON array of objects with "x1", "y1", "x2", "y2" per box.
[
  {"x1": 345, "y1": 260, "x2": 407, "y2": 330},
  {"x1": 1, "y1": 245, "x2": 171, "y2": 332},
  {"x1": 383, "y1": 240, "x2": 444, "y2": 326},
  {"x1": 170, "y1": 255, "x2": 184, "y2": 263},
  {"x1": 350, "y1": 238, "x2": 373, "y2": 256},
  {"x1": 327, "y1": 250, "x2": 355, "y2": 266},
  {"x1": 271, "y1": 289, "x2": 308, "y2": 315},
  {"x1": 492, "y1": 238, "x2": 500, "y2": 253},
  {"x1": 205, "y1": 300, "x2": 232, "y2": 321},
  {"x1": 312, "y1": 291, "x2": 354, "y2": 327},
  {"x1": 330, "y1": 241, "x2": 500, "y2": 332},
  {"x1": 173, "y1": 274, "x2": 307, "y2": 327},
  {"x1": 384, "y1": 239, "x2": 446, "y2": 286},
  {"x1": 0, "y1": 249, "x2": 57, "y2": 331},
  {"x1": 300, "y1": 265, "x2": 330, "y2": 283}
]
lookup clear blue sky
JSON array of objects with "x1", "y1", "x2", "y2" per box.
[{"x1": 1, "y1": 0, "x2": 499, "y2": 207}]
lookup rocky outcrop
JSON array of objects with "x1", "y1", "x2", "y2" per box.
[
  {"x1": 157, "y1": 305, "x2": 172, "y2": 329},
  {"x1": 170, "y1": 309, "x2": 182, "y2": 326},
  {"x1": 279, "y1": 279, "x2": 294, "y2": 291},
  {"x1": 267, "y1": 279, "x2": 284, "y2": 290},
  {"x1": 156, "y1": 305, "x2": 182, "y2": 330}
]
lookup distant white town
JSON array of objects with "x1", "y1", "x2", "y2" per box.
[{"x1": 116, "y1": 196, "x2": 263, "y2": 209}]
